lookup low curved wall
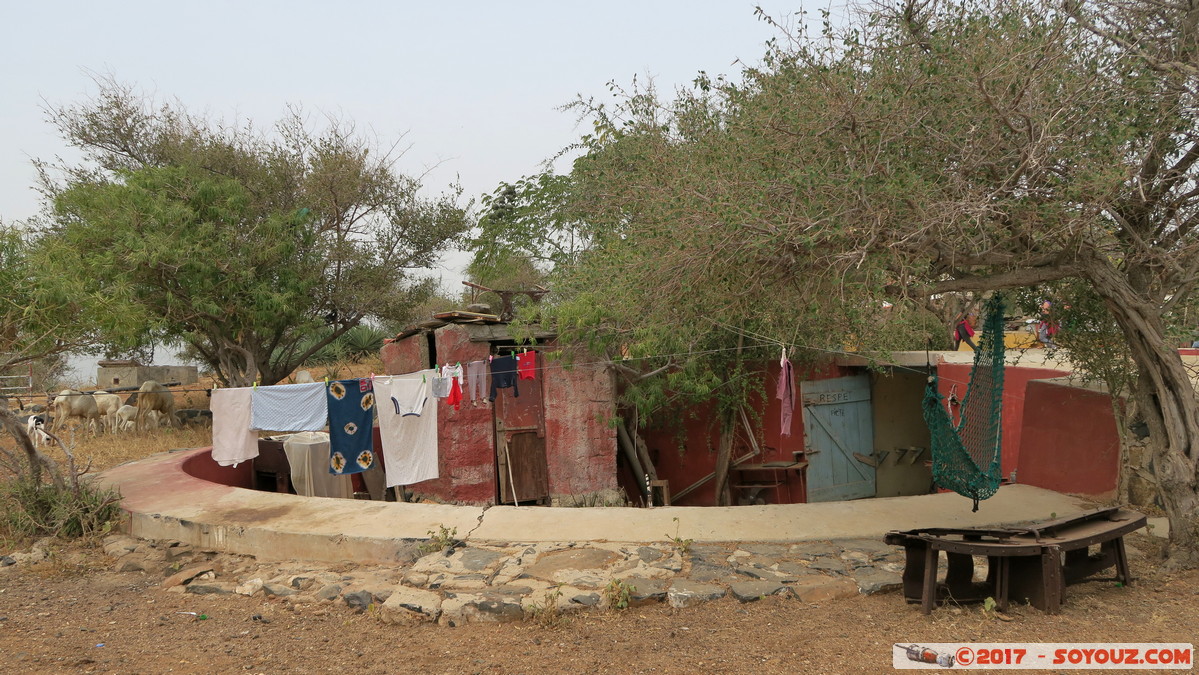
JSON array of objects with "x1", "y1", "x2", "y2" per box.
[
  {"x1": 95, "y1": 445, "x2": 1093, "y2": 564},
  {"x1": 180, "y1": 446, "x2": 254, "y2": 489}
]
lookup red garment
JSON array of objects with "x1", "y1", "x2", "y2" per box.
[
  {"x1": 516, "y1": 351, "x2": 536, "y2": 380},
  {"x1": 956, "y1": 320, "x2": 975, "y2": 339},
  {"x1": 776, "y1": 355, "x2": 795, "y2": 438},
  {"x1": 446, "y1": 376, "x2": 463, "y2": 410}
]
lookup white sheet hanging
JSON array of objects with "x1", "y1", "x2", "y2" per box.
[{"x1": 373, "y1": 371, "x2": 439, "y2": 488}]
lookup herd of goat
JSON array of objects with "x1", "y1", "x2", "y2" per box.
[{"x1": 4, "y1": 380, "x2": 213, "y2": 447}]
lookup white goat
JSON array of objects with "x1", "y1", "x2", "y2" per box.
[
  {"x1": 114, "y1": 404, "x2": 139, "y2": 432},
  {"x1": 51, "y1": 389, "x2": 101, "y2": 435},
  {"x1": 92, "y1": 391, "x2": 124, "y2": 434}
]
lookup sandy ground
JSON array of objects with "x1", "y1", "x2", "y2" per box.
[{"x1": 0, "y1": 534, "x2": 1196, "y2": 674}]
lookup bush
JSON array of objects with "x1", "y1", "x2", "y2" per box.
[
  {"x1": 1, "y1": 410, "x2": 122, "y2": 545},
  {"x1": 1, "y1": 475, "x2": 121, "y2": 541}
]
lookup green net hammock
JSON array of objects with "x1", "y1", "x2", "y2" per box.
[{"x1": 923, "y1": 294, "x2": 1006, "y2": 512}]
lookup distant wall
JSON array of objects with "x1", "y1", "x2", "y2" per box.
[{"x1": 96, "y1": 365, "x2": 198, "y2": 388}]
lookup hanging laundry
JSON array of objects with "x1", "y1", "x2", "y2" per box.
[
  {"x1": 211, "y1": 387, "x2": 259, "y2": 467},
  {"x1": 516, "y1": 350, "x2": 536, "y2": 380},
  {"x1": 326, "y1": 378, "x2": 376, "y2": 475},
  {"x1": 489, "y1": 354, "x2": 520, "y2": 401},
  {"x1": 446, "y1": 375, "x2": 463, "y2": 410},
  {"x1": 777, "y1": 348, "x2": 795, "y2": 438},
  {"x1": 441, "y1": 363, "x2": 465, "y2": 389},
  {"x1": 250, "y1": 381, "x2": 328, "y2": 431},
  {"x1": 282, "y1": 431, "x2": 353, "y2": 499},
  {"x1": 466, "y1": 360, "x2": 488, "y2": 402},
  {"x1": 430, "y1": 374, "x2": 451, "y2": 398},
  {"x1": 373, "y1": 372, "x2": 439, "y2": 487}
]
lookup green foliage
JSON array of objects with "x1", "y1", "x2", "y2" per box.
[
  {"x1": 525, "y1": 585, "x2": 568, "y2": 628},
  {"x1": 0, "y1": 476, "x2": 120, "y2": 541},
  {"x1": 468, "y1": 172, "x2": 589, "y2": 285},
  {"x1": 0, "y1": 224, "x2": 105, "y2": 370},
  {"x1": 417, "y1": 524, "x2": 459, "y2": 554},
  {"x1": 603, "y1": 578, "x2": 635, "y2": 610},
  {"x1": 33, "y1": 81, "x2": 469, "y2": 386},
  {"x1": 667, "y1": 517, "x2": 693, "y2": 555}
]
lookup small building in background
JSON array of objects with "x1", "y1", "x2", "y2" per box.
[
  {"x1": 96, "y1": 359, "x2": 198, "y2": 388},
  {"x1": 380, "y1": 311, "x2": 621, "y2": 507}
]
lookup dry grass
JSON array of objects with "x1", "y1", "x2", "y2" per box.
[{"x1": 44, "y1": 426, "x2": 215, "y2": 473}]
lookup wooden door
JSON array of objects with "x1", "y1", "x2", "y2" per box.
[
  {"x1": 494, "y1": 352, "x2": 549, "y2": 504},
  {"x1": 801, "y1": 374, "x2": 876, "y2": 502}
]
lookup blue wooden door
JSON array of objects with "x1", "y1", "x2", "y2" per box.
[{"x1": 801, "y1": 375, "x2": 876, "y2": 502}]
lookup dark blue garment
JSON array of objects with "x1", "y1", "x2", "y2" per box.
[
  {"x1": 488, "y1": 356, "x2": 519, "y2": 401},
  {"x1": 326, "y1": 378, "x2": 376, "y2": 475}
]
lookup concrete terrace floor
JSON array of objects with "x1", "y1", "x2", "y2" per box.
[{"x1": 96, "y1": 447, "x2": 1095, "y2": 565}]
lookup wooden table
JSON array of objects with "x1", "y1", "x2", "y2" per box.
[
  {"x1": 732, "y1": 460, "x2": 808, "y2": 504},
  {"x1": 884, "y1": 507, "x2": 1146, "y2": 614}
]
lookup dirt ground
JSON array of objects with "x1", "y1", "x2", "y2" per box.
[{"x1": 0, "y1": 534, "x2": 1196, "y2": 674}]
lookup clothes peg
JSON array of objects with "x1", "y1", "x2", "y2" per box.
[{"x1": 422, "y1": 373, "x2": 427, "y2": 383}]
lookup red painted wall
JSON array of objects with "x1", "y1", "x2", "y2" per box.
[
  {"x1": 542, "y1": 348, "x2": 618, "y2": 496},
  {"x1": 381, "y1": 326, "x2": 617, "y2": 505},
  {"x1": 640, "y1": 360, "x2": 848, "y2": 506},
  {"x1": 1016, "y1": 379, "x2": 1119, "y2": 497},
  {"x1": 935, "y1": 362, "x2": 1067, "y2": 479},
  {"x1": 380, "y1": 335, "x2": 427, "y2": 375},
  {"x1": 182, "y1": 447, "x2": 255, "y2": 489}
]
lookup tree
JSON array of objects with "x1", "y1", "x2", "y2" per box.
[
  {"x1": 34, "y1": 82, "x2": 469, "y2": 386},
  {"x1": 537, "y1": 0, "x2": 1199, "y2": 564},
  {"x1": 0, "y1": 223, "x2": 110, "y2": 374}
]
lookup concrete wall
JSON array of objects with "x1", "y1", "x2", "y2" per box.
[
  {"x1": 1017, "y1": 379, "x2": 1120, "y2": 498},
  {"x1": 870, "y1": 369, "x2": 933, "y2": 497},
  {"x1": 96, "y1": 365, "x2": 198, "y2": 388}
]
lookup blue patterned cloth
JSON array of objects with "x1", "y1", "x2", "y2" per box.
[{"x1": 326, "y1": 378, "x2": 376, "y2": 475}]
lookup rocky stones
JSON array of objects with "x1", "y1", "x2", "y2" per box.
[
  {"x1": 378, "y1": 586, "x2": 443, "y2": 625},
  {"x1": 86, "y1": 530, "x2": 912, "y2": 627},
  {"x1": 262, "y1": 583, "x2": 297, "y2": 597},
  {"x1": 102, "y1": 535, "x2": 139, "y2": 558},
  {"x1": 668, "y1": 580, "x2": 726, "y2": 608},
  {"x1": 343, "y1": 590, "x2": 374, "y2": 612},
  {"x1": 315, "y1": 584, "x2": 342, "y2": 601},
  {"x1": 186, "y1": 581, "x2": 238, "y2": 595},
  {"x1": 162, "y1": 564, "x2": 219, "y2": 588},
  {"x1": 729, "y1": 580, "x2": 789, "y2": 602},
  {"x1": 622, "y1": 576, "x2": 670, "y2": 606},
  {"x1": 234, "y1": 578, "x2": 264, "y2": 596}
]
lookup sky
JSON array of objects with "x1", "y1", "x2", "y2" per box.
[{"x1": 0, "y1": 1, "x2": 838, "y2": 376}]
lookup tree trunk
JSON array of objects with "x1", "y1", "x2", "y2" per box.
[
  {"x1": 1088, "y1": 257, "x2": 1199, "y2": 568},
  {"x1": 615, "y1": 421, "x2": 649, "y2": 504},
  {"x1": 713, "y1": 415, "x2": 735, "y2": 506}
]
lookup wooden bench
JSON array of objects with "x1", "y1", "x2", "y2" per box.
[{"x1": 884, "y1": 507, "x2": 1146, "y2": 614}]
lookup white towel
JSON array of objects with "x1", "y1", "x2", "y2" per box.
[
  {"x1": 250, "y1": 382, "x2": 328, "y2": 431},
  {"x1": 211, "y1": 388, "x2": 259, "y2": 467},
  {"x1": 373, "y1": 372, "x2": 439, "y2": 488},
  {"x1": 282, "y1": 431, "x2": 353, "y2": 499}
]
